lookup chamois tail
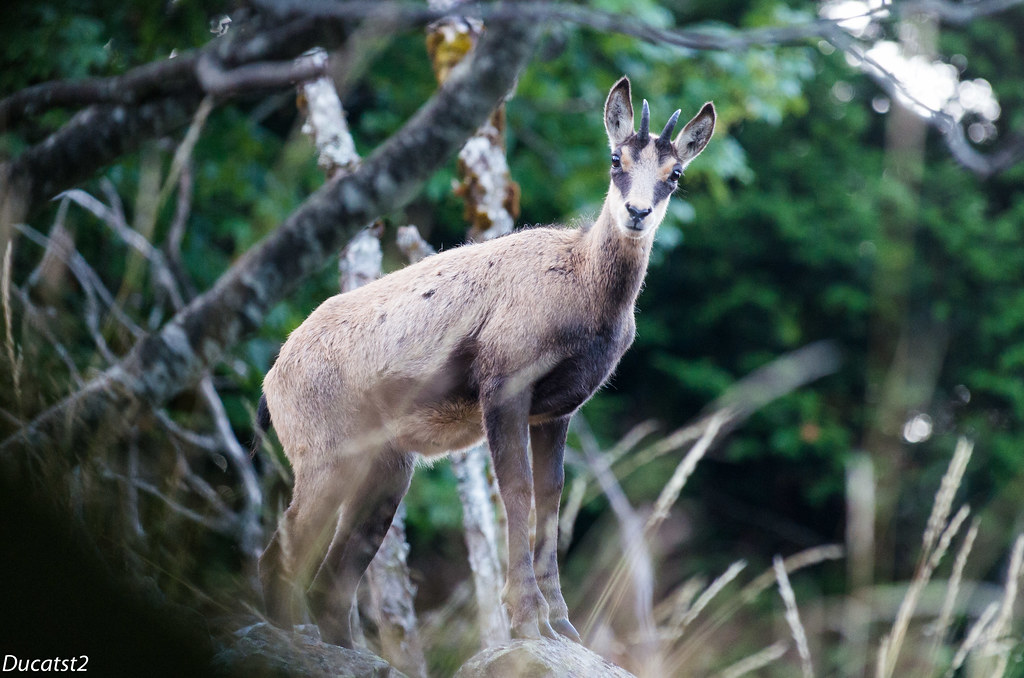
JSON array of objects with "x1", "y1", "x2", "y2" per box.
[{"x1": 251, "y1": 393, "x2": 272, "y2": 457}]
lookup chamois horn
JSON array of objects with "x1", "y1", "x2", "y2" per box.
[
  {"x1": 637, "y1": 99, "x2": 650, "y2": 145},
  {"x1": 659, "y1": 109, "x2": 682, "y2": 143}
]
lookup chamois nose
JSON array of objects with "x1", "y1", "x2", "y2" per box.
[{"x1": 626, "y1": 203, "x2": 652, "y2": 225}]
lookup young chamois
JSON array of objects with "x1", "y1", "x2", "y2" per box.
[{"x1": 257, "y1": 77, "x2": 715, "y2": 646}]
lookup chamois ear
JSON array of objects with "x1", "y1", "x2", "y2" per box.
[
  {"x1": 604, "y1": 77, "x2": 634, "y2": 151},
  {"x1": 674, "y1": 102, "x2": 716, "y2": 166}
]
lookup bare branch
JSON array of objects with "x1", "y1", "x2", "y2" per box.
[
  {"x1": 2, "y1": 12, "x2": 539, "y2": 494},
  {"x1": 1, "y1": 242, "x2": 21, "y2": 409},
  {"x1": 898, "y1": 0, "x2": 1024, "y2": 25},
  {"x1": 61, "y1": 187, "x2": 186, "y2": 312},
  {"x1": 299, "y1": 51, "x2": 361, "y2": 177},
  {"x1": 823, "y1": 23, "x2": 1024, "y2": 177},
  {"x1": 7, "y1": 285, "x2": 83, "y2": 387},
  {"x1": 196, "y1": 52, "x2": 327, "y2": 98},
  {"x1": 154, "y1": 410, "x2": 222, "y2": 452},
  {"x1": 198, "y1": 375, "x2": 265, "y2": 565},
  {"x1": 774, "y1": 555, "x2": 814, "y2": 678},
  {"x1": 599, "y1": 341, "x2": 841, "y2": 502},
  {"x1": 4, "y1": 0, "x2": 1021, "y2": 227},
  {"x1": 15, "y1": 222, "x2": 144, "y2": 342},
  {"x1": 575, "y1": 415, "x2": 657, "y2": 664},
  {"x1": 99, "y1": 464, "x2": 239, "y2": 537},
  {"x1": 451, "y1": 444, "x2": 510, "y2": 645},
  {"x1": 0, "y1": 55, "x2": 198, "y2": 131},
  {"x1": 2, "y1": 93, "x2": 204, "y2": 221},
  {"x1": 395, "y1": 225, "x2": 435, "y2": 264}
]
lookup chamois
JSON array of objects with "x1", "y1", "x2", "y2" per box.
[{"x1": 257, "y1": 77, "x2": 715, "y2": 646}]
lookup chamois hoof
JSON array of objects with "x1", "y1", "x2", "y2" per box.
[
  {"x1": 315, "y1": 617, "x2": 354, "y2": 649},
  {"x1": 511, "y1": 617, "x2": 557, "y2": 641},
  {"x1": 551, "y1": 617, "x2": 582, "y2": 643}
]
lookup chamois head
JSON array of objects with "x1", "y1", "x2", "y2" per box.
[{"x1": 603, "y1": 77, "x2": 716, "y2": 237}]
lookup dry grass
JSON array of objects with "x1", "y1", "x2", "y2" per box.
[{"x1": 558, "y1": 421, "x2": 1024, "y2": 678}]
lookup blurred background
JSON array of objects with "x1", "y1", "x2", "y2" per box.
[{"x1": 2, "y1": 0, "x2": 1023, "y2": 675}]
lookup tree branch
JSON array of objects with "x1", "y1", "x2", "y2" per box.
[
  {"x1": 4, "y1": 0, "x2": 1022, "y2": 227},
  {"x1": 824, "y1": 23, "x2": 1024, "y2": 178},
  {"x1": 0, "y1": 56, "x2": 199, "y2": 132},
  {"x1": 1, "y1": 16, "x2": 540, "y2": 474},
  {"x1": 196, "y1": 52, "x2": 327, "y2": 98},
  {"x1": 1, "y1": 93, "x2": 204, "y2": 223}
]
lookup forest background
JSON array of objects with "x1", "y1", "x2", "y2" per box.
[{"x1": 2, "y1": 0, "x2": 1024, "y2": 676}]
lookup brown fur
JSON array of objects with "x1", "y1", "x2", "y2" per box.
[{"x1": 259, "y1": 77, "x2": 715, "y2": 645}]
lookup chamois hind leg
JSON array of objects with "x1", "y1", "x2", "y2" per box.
[
  {"x1": 483, "y1": 389, "x2": 556, "y2": 641},
  {"x1": 530, "y1": 416, "x2": 581, "y2": 643},
  {"x1": 307, "y1": 449, "x2": 414, "y2": 647},
  {"x1": 260, "y1": 462, "x2": 350, "y2": 631}
]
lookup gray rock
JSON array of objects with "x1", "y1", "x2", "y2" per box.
[
  {"x1": 454, "y1": 638, "x2": 636, "y2": 678},
  {"x1": 214, "y1": 622, "x2": 408, "y2": 678}
]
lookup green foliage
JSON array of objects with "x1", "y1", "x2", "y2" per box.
[{"x1": 4, "y1": 2, "x2": 1024, "y2": 671}]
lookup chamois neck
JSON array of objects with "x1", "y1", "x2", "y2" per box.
[{"x1": 580, "y1": 204, "x2": 654, "y2": 315}]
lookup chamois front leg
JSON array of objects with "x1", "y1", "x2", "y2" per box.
[
  {"x1": 482, "y1": 387, "x2": 556, "y2": 641},
  {"x1": 530, "y1": 416, "x2": 581, "y2": 643}
]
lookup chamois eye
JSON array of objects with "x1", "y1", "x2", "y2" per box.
[
  {"x1": 611, "y1": 153, "x2": 621, "y2": 169},
  {"x1": 669, "y1": 166, "x2": 682, "y2": 182}
]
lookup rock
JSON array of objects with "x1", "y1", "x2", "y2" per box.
[
  {"x1": 214, "y1": 622, "x2": 408, "y2": 678},
  {"x1": 454, "y1": 638, "x2": 636, "y2": 678}
]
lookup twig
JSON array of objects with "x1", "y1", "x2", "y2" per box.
[
  {"x1": 7, "y1": 285, "x2": 83, "y2": 387},
  {"x1": 670, "y1": 545, "x2": 844, "y2": 668},
  {"x1": 660, "y1": 560, "x2": 747, "y2": 643},
  {"x1": 716, "y1": 641, "x2": 789, "y2": 678},
  {"x1": 878, "y1": 504, "x2": 970, "y2": 677},
  {"x1": 0, "y1": 54, "x2": 198, "y2": 130},
  {"x1": 981, "y1": 533, "x2": 1024, "y2": 655},
  {"x1": 823, "y1": 24, "x2": 1024, "y2": 178},
  {"x1": 944, "y1": 601, "x2": 998, "y2": 677},
  {"x1": 198, "y1": 376, "x2": 265, "y2": 565},
  {"x1": 774, "y1": 555, "x2": 814, "y2": 678},
  {"x1": 154, "y1": 410, "x2": 222, "y2": 452},
  {"x1": 451, "y1": 443, "x2": 510, "y2": 645},
  {"x1": 62, "y1": 186, "x2": 185, "y2": 311},
  {"x1": 608, "y1": 342, "x2": 840, "y2": 497},
  {"x1": 172, "y1": 448, "x2": 234, "y2": 516},
  {"x1": 99, "y1": 465, "x2": 239, "y2": 537},
  {"x1": 2, "y1": 242, "x2": 21, "y2": 409},
  {"x1": 14, "y1": 223, "x2": 138, "y2": 360},
  {"x1": 163, "y1": 160, "x2": 197, "y2": 301},
  {"x1": 645, "y1": 409, "x2": 730, "y2": 536},
  {"x1": 125, "y1": 430, "x2": 145, "y2": 539},
  {"x1": 25, "y1": 196, "x2": 71, "y2": 289},
  {"x1": 930, "y1": 518, "x2": 979, "y2": 656},
  {"x1": 157, "y1": 97, "x2": 215, "y2": 210},
  {"x1": 395, "y1": 225, "x2": 435, "y2": 264},
  {"x1": 197, "y1": 52, "x2": 327, "y2": 98}
]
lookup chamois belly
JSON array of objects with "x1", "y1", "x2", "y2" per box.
[{"x1": 391, "y1": 399, "x2": 485, "y2": 457}]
